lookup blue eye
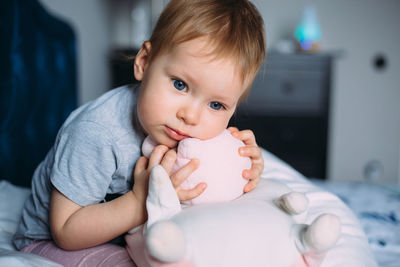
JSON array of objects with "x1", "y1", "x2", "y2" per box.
[
  {"x1": 173, "y1": 79, "x2": 187, "y2": 91},
  {"x1": 209, "y1": 102, "x2": 224, "y2": 110}
]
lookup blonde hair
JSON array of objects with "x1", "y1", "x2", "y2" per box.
[{"x1": 147, "y1": 0, "x2": 266, "y2": 96}]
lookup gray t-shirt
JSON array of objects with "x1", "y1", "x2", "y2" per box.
[{"x1": 13, "y1": 85, "x2": 145, "y2": 249}]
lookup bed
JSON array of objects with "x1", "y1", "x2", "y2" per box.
[
  {"x1": 2, "y1": 149, "x2": 399, "y2": 266},
  {"x1": 312, "y1": 179, "x2": 400, "y2": 266}
]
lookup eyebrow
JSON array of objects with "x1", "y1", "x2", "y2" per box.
[{"x1": 170, "y1": 66, "x2": 199, "y2": 88}]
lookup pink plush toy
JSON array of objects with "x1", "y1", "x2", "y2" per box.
[
  {"x1": 125, "y1": 130, "x2": 341, "y2": 267},
  {"x1": 141, "y1": 129, "x2": 250, "y2": 205}
]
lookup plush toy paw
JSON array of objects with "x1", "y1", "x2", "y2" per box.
[
  {"x1": 146, "y1": 220, "x2": 186, "y2": 262},
  {"x1": 275, "y1": 192, "x2": 309, "y2": 215},
  {"x1": 146, "y1": 165, "x2": 182, "y2": 228},
  {"x1": 303, "y1": 214, "x2": 341, "y2": 253}
]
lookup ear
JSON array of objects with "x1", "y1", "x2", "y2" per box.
[{"x1": 134, "y1": 41, "x2": 152, "y2": 81}]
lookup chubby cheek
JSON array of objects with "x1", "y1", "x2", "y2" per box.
[
  {"x1": 207, "y1": 110, "x2": 236, "y2": 138},
  {"x1": 136, "y1": 103, "x2": 149, "y2": 135},
  {"x1": 198, "y1": 116, "x2": 231, "y2": 140},
  {"x1": 137, "y1": 94, "x2": 173, "y2": 142},
  {"x1": 137, "y1": 93, "x2": 157, "y2": 135}
]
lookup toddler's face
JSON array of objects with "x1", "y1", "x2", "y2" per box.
[{"x1": 135, "y1": 37, "x2": 246, "y2": 148}]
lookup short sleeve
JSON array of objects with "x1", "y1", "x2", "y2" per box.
[{"x1": 50, "y1": 121, "x2": 117, "y2": 206}]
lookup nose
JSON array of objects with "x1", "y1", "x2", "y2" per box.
[{"x1": 177, "y1": 102, "x2": 201, "y2": 125}]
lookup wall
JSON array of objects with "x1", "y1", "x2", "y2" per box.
[
  {"x1": 316, "y1": 0, "x2": 400, "y2": 184},
  {"x1": 39, "y1": 0, "x2": 112, "y2": 105},
  {"x1": 39, "y1": 0, "x2": 165, "y2": 104},
  {"x1": 251, "y1": 0, "x2": 400, "y2": 184}
]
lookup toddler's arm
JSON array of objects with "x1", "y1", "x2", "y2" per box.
[
  {"x1": 228, "y1": 127, "x2": 264, "y2": 192},
  {"x1": 49, "y1": 145, "x2": 202, "y2": 250},
  {"x1": 49, "y1": 186, "x2": 145, "y2": 250},
  {"x1": 49, "y1": 148, "x2": 154, "y2": 251}
]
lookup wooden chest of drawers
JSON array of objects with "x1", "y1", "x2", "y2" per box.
[{"x1": 231, "y1": 53, "x2": 333, "y2": 179}]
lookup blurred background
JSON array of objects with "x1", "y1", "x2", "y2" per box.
[{"x1": 14, "y1": 0, "x2": 400, "y2": 184}]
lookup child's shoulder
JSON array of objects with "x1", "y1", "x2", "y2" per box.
[{"x1": 61, "y1": 84, "x2": 139, "y2": 139}]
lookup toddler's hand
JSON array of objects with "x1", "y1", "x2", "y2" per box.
[
  {"x1": 228, "y1": 127, "x2": 264, "y2": 192},
  {"x1": 135, "y1": 145, "x2": 206, "y2": 203},
  {"x1": 133, "y1": 145, "x2": 173, "y2": 203},
  {"x1": 159, "y1": 149, "x2": 207, "y2": 202}
]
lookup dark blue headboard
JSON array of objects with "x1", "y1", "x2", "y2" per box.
[{"x1": 0, "y1": 0, "x2": 77, "y2": 187}]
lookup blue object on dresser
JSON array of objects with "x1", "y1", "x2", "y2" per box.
[{"x1": 0, "y1": 0, "x2": 77, "y2": 187}]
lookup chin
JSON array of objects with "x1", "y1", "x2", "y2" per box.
[
  {"x1": 165, "y1": 141, "x2": 178, "y2": 149},
  {"x1": 155, "y1": 135, "x2": 179, "y2": 148}
]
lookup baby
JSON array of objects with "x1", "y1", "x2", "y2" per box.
[{"x1": 13, "y1": 0, "x2": 266, "y2": 266}]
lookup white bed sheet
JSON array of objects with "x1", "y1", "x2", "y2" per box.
[
  {"x1": 259, "y1": 150, "x2": 378, "y2": 267},
  {"x1": 0, "y1": 180, "x2": 61, "y2": 266},
  {"x1": 0, "y1": 148, "x2": 382, "y2": 267},
  {"x1": 312, "y1": 179, "x2": 400, "y2": 267}
]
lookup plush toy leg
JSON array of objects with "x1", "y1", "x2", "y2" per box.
[
  {"x1": 145, "y1": 165, "x2": 182, "y2": 230},
  {"x1": 139, "y1": 165, "x2": 186, "y2": 262},
  {"x1": 295, "y1": 214, "x2": 341, "y2": 254},
  {"x1": 146, "y1": 220, "x2": 186, "y2": 263},
  {"x1": 275, "y1": 192, "x2": 309, "y2": 215},
  {"x1": 128, "y1": 165, "x2": 181, "y2": 234},
  {"x1": 129, "y1": 165, "x2": 182, "y2": 234},
  {"x1": 126, "y1": 224, "x2": 191, "y2": 266}
]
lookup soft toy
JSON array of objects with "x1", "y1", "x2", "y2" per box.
[
  {"x1": 125, "y1": 130, "x2": 341, "y2": 267},
  {"x1": 141, "y1": 129, "x2": 251, "y2": 205}
]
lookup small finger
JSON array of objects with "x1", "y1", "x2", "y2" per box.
[
  {"x1": 244, "y1": 180, "x2": 258, "y2": 193},
  {"x1": 242, "y1": 167, "x2": 260, "y2": 178},
  {"x1": 171, "y1": 158, "x2": 200, "y2": 187},
  {"x1": 245, "y1": 159, "x2": 264, "y2": 175},
  {"x1": 232, "y1": 130, "x2": 256, "y2": 145},
  {"x1": 134, "y1": 156, "x2": 148, "y2": 177},
  {"x1": 178, "y1": 183, "x2": 207, "y2": 201},
  {"x1": 242, "y1": 169, "x2": 253, "y2": 180},
  {"x1": 255, "y1": 160, "x2": 264, "y2": 174},
  {"x1": 148, "y1": 145, "x2": 169, "y2": 169},
  {"x1": 227, "y1": 126, "x2": 239, "y2": 134},
  {"x1": 239, "y1": 146, "x2": 261, "y2": 158},
  {"x1": 160, "y1": 149, "x2": 177, "y2": 175}
]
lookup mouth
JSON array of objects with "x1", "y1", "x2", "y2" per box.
[{"x1": 165, "y1": 126, "x2": 189, "y2": 141}]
